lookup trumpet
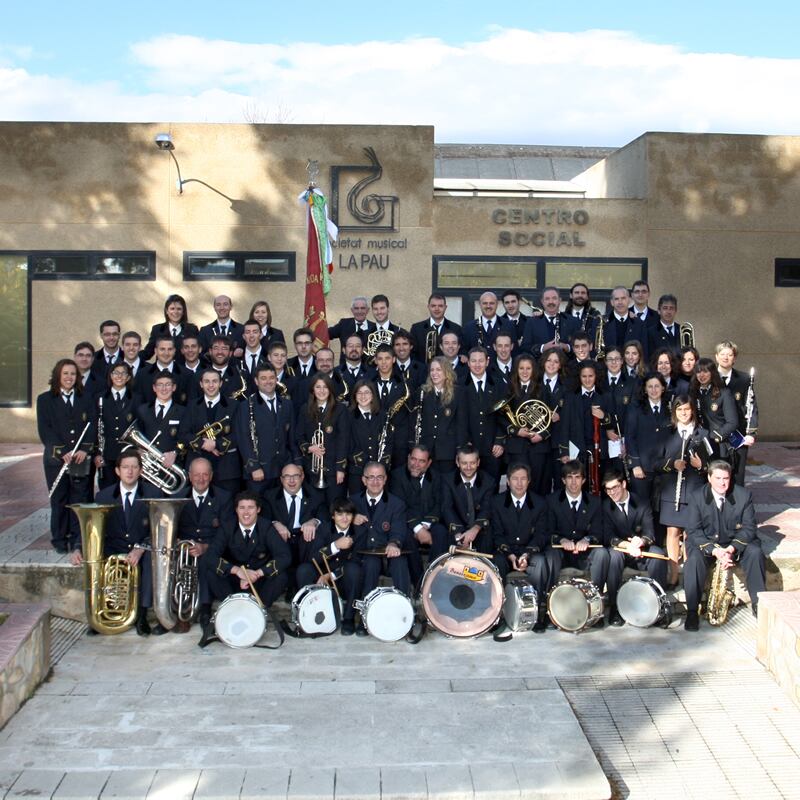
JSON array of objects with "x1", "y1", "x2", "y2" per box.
[
  {"x1": 119, "y1": 423, "x2": 188, "y2": 495},
  {"x1": 189, "y1": 415, "x2": 231, "y2": 450},
  {"x1": 425, "y1": 329, "x2": 438, "y2": 363},
  {"x1": 311, "y1": 422, "x2": 328, "y2": 489},
  {"x1": 680, "y1": 322, "x2": 695, "y2": 349},
  {"x1": 492, "y1": 396, "x2": 553, "y2": 436}
]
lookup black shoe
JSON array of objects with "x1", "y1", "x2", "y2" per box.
[
  {"x1": 150, "y1": 623, "x2": 168, "y2": 636},
  {"x1": 341, "y1": 620, "x2": 355, "y2": 636},
  {"x1": 684, "y1": 611, "x2": 700, "y2": 631},
  {"x1": 198, "y1": 623, "x2": 215, "y2": 648},
  {"x1": 594, "y1": 619, "x2": 605, "y2": 630},
  {"x1": 355, "y1": 621, "x2": 368, "y2": 637},
  {"x1": 533, "y1": 618, "x2": 548, "y2": 634},
  {"x1": 53, "y1": 542, "x2": 69, "y2": 555},
  {"x1": 751, "y1": 603, "x2": 758, "y2": 619},
  {"x1": 135, "y1": 613, "x2": 151, "y2": 637},
  {"x1": 86, "y1": 627, "x2": 99, "y2": 637},
  {"x1": 198, "y1": 604, "x2": 212, "y2": 629},
  {"x1": 609, "y1": 607, "x2": 625, "y2": 627}
]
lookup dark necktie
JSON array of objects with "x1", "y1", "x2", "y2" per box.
[
  {"x1": 171, "y1": 327, "x2": 178, "y2": 337},
  {"x1": 288, "y1": 495, "x2": 297, "y2": 528},
  {"x1": 515, "y1": 500, "x2": 522, "y2": 513},
  {"x1": 571, "y1": 500, "x2": 579, "y2": 526},
  {"x1": 380, "y1": 381, "x2": 389, "y2": 400},
  {"x1": 156, "y1": 404, "x2": 165, "y2": 421},
  {"x1": 476, "y1": 379, "x2": 484, "y2": 397},
  {"x1": 250, "y1": 354, "x2": 258, "y2": 374},
  {"x1": 106, "y1": 354, "x2": 112, "y2": 365},
  {"x1": 638, "y1": 312, "x2": 644, "y2": 320},
  {"x1": 485, "y1": 320, "x2": 492, "y2": 333},
  {"x1": 267, "y1": 399, "x2": 276, "y2": 416},
  {"x1": 115, "y1": 392, "x2": 122, "y2": 402},
  {"x1": 368, "y1": 498, "x2": 377, "y2": 519},
  {"x1": 652, "y1": 405, "x2": 659, "y2": 414},
  {"x1": 196, "y1": 494, "x2": 205, "y2": 508},
  {"x1": 206, "y1": 401, "x2": 215, "y2": 423},
  {"x1": 464, "y1": 482, "x2": 475, "y2": 525},
  {"x1": 546, "y1": 379, "x2": 553, "y2": 392},
  {"x1": 243, "y1": 527, "x2": 252, "y2": 540},
  {"x1": 610, "y1": 377, "x2": 617, "y2": 387},
  {"x1": 618, "y1": 502, "x2": 627, "y2": 517},
  {"x1": 302, "y1": 365, "x2": 309, "y2": 377},
  {"x1": 351, "y1": 367, "x2": 359, "y2": 378},
  {"x1": 124, "y1": 491, "x2": 133, "y2": 527},
  {"x1": 364, "y1": 412, "x2": 371, "y2": 421},
  {"x1": 504, "y1": 366, "x2": 511, "y2": 376},
  {"x1": 63, "y1": 393, "x2": 73, "y2": 408}
]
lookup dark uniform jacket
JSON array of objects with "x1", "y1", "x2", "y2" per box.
[
  {"x1": 90, "y1": 349, "x2": 124, "y2": 382},
  {"x1": 545, "y1": 490, "x2": 603, "y2": 545},
  {"x1": 36, "y1": 390, "x2": 96, "y2": 469},
  {"x1": 96, "y1": 389, "x2": 137, "y2": 464},
  {"x1": 180, "y1": 396, "x2": 240, "y2": 481},
  {"x1": 237, "y1": 349, "x2": 273, "y2": 394},
  {"x1": 206, "y1": 517, "x2": 292, "y2": 578},
  {"x1": 409, "y1": 318, "x2": 463, "y2": 362},
  {"x1": 625, "y1": 403, "x2": 671, "y2": 473},
  {"x1": 264, "y1": 484, "x2": 327, "y2": 532},
  {"x1": 694, "y1": 387, "x2": 738, "y2": 457},
  {"x1": 176, "y1": 485, "x2": 235, "y2": 544},
  {"x1": 685, "y1": 484, "x2": 757, "y2": 557},
  {"x1": 462, "y1": 374, "x2": 506, "y2": 456},
  {"x1": 602, "y1": 314, "x2": 648, "y2": 359},
  {"x1": 721, "y1": 368, "x2": 758, "y2": 435},
  {"x1": 93, "y1": 480, "x2": 161, "y2": 555},
  {"x1": 135, "y1": 400, "x2": 189, "y2": 454},
  {"x1": 461, "y1": 316, "x2": 516, "y2": 352},
  {"x1": 327, "y1": 317, "x2": 376, "y2": 364},
  {"x1": 491, "y1": 490, "x2": 548, "y2": 558},
  {"x1": 198, "y1": 319, "x2": 245, "y2": 353},
  {"x1": 235, "y1": 393, "x2": 297, "y2": 480},
  {"x1": 296, "y1": 403, "x2": 350, "y2": 479},
  {"x1": 647, "y1": 322, "x2": 681, "y2": 356},
  {"x1": 141, "y1": 322, "x2": 201, "y2": 363},
  {"x1": 389, "y1": 466, "x2": 441, "y2": 532},
  {"x1": 602, "y1": 494, "x2": 655, "y2": 548},
  {"x1": 411, "y1": 386, "x2": 467, "y2": 462},
  {"x1": 441, "y1": 470, "x2": 494, "y2": 538},
  {"x1": 133, "y1": 363, "x2": 191, "y2": 406},
  {"x1": 521, "y1": 313, "x2": 580, "y2": 356},
  {"x1": 348, "y1": 409, "x2": 392, "y2": 474},
  {"x1": 349, "y1": 490, "x2": 408, "y2": 550},
  {"x1": 560, "y1": 389, "x2": 613, "y2": 460}
]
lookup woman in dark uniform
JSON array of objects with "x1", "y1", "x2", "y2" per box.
[
  {"x1": 651, "y1": 347, "x2": 688, "y2": 404},
  {"x1": 623, "y1": 340, "x2": 646, "y2": 380},
  {"x1": 36, "y1": 359, "x2": 96, "y2": 553},
  {"x1": 678, "y1": 345, "x2": 700, "y2": 386},
  {"x1": 249, "y1": 300, "x2": 286, "y2": 351},
  {"x1": 297, "y1": 374, "x2": 349, "y2": 507},
  {"x1": 411, "y1": 356, "x2": 466, "y2": 476},
  {"x1": 504, "y1": 354, "x2": 551, "y2": 496},
  {"x1": 690, "y1": 358, "x2": 738, "y2": 462},
  {"x1": 94, "y1": 362, "x2": 137, "y2": 490},
  {"x1": 539, "y1": 347, "x2": 568, "y2": 494},
  {"x1": 657, "y1": 395, "x2": 712, "y2": 586},
  {"x1": 346, "y1": 380, "x2": 391, "y2": 494},
  {"x1": 141, "y1": 294, "x2": 200, "y2": 362}
]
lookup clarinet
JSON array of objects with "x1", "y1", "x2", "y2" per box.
[
  {"x1": 96, "y1": 396, "x2": 105, "y2": 481},
  {"x1": 744, "y1": 367, "x2": 756, "y2": 434},
  {"x1": 248, "y1": 394, "x2": 259, "y2": 461},
  {"x1": 414, "y1": 387, "x2": 425, "y2": 446},
  {"x1": 674, "y1": 432, "x2": 688, "y2": 511},
  {"x1": 553, "y1": 315, "x2": 561, "y2": 345}
]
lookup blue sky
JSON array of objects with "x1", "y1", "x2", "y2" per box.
[{"x1": 1, "y1": 1, "x2": 798, "y2": 144}]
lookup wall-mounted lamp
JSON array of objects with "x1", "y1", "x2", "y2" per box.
[{"x1": 154, "y1": 132, "x2": 186, "y2": 194}]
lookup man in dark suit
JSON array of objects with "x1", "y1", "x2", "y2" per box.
[
  {"x1": 133, "y1": 336, "x2": 191, "y2": 406},
  {"x1": 202, "y1": 336, "x2": 247, "y2": 402},
  {"x1": 180, "y1": 369, "x2": 241, "y2": 494},
  {"x1": 521, "y1": 286, "x2": 579, "y2": 356},
  {"x1": 70, "y1": 450, "x2": 161, "y2": 636},
  {"x1": 441, "y1": 332, "x2": 470, "y2": 383},
  {"x1": 198, "y1": 294, "x2": 245, "y2": 356},
  {"x1": 564, "y1": 283, "x2": 602, "y2": 342},
  {"x1": 461, "y1": 291, "x2": 516, "y2": 352},
  {"x1": 500, "y1": 290, "x2": 530, "y2": 349},
  {"x1": 392, "y1": 331, "x2": 427, "y2": 389},
  {"x1": 287, "y1": 327, "x2": 317, "y2": 379},
  {"x1": 489, "y1": 333, "x2": 515, "y2": 389},
  {"x1": 441, "y1": 446, "x2": 495, "y2": 553},
  {"x1": 328, "y1": 296, "x2": 376, "y2": 364},
  {"x1": 601, "y1": 469, "x2": 667, "y2": 626},
  {"x1": 338, "y1": 334, "x2": 369, "y2": 391},
  {"x1": 238, "y1": 319, "x2": 272, "y2": 394},
  {"x1": 90, "y1": 320, "x2": 123, "y2": 381},
  {"x1": 491, "y1": 463, "x2": 550, "y2": 631},
  {"x1": 264, "y1": 465, "x2": 327, "y2": 591},
  {"x1": 350, "y1": 462, "x2": 411, "y2": 617},
  {"x1": 73, "y1": 342, "x2": 104, "y2": 400},
  {"x1": 629, "y1": 280, "x2": 660, "y2": 331},
  {"x1": 603, "y1": 286, "x2": 648, "y2": 358},
  {"x1": 647, "y1": 294, "x2": 682, "y2": 356},
  {"x1": 462, "y1": 347, "x2": 505, "y2": 481},
  {"x1": 370, "y1": 294, "x2": 401, "y2": 337},
  {"x1": 683, "y1": 461, "x2": 766, "y2": 630},
  {"x1": 390, "y1": 445, "x2": 445, "y2": 588},
  {"x1": 409, "y1": 292, "x2": 463, "y2": 363},
  {"x1": 236, "y1": 365, "x2": 297, "y2": 497},
  {"x1": 544, "y1": 460, "x2": 609, "y2": 620},
  {"x1": 199, "y1": 490, "x2": 292, "y2": 641}
]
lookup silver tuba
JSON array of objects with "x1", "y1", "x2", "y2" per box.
[
  {"x1": 142, "y1": 498, "x2": 193, "y2": 629},
  {"x1": 119, "y1": 423, "x2": 188, "y2": 495}
]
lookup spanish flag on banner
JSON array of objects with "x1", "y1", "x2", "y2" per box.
[{"x1": 299, "y1": 185, "x2": 338, "y2": 349}]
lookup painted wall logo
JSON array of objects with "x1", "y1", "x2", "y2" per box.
[{"x1": 330, "y1": 147, "x2": 399, "y2": 232}]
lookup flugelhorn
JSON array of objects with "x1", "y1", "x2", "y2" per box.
[
  {"x1": 69, "y1": 503, "x2": 139, "y2": 635},
  {"x1": 492, "y1": 396, "x2": 552, "y2": 436},
  {"x1": 119, "y1": 423, "x2": 188, "y2": 495}
]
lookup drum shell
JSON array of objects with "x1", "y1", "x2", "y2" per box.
[
  {"x1": 291, "y1": 585, "x2": 341, "y2": 635},
  {"x1": 214, "y1": 592, "x2": 267, "y2": 648},
  {"x1": 420, "y1": 553, "x2": 503, "y2": 638},
  {"x1": 503, "y1": 577, "x2": 538, "y2": 632},
  {"x1": 547, "y1": 579, "x2": 604, "y2": 633},
  {"x1": 617, "y1": 576, "x2": 671, "y2": 628},
  {"x1": 355, "y1": 587, "x2": 414, "y2": 642}
]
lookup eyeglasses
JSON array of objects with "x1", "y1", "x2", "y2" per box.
[
  {"x1": 282, "y1": 473, "x2": 303, "y2": 480},
  {"x1": 604, "y1": 483, "x2": 622, "y2": 492},
  {"x1": 364, "y1": 475, "x2": 385, "y2": 482}
]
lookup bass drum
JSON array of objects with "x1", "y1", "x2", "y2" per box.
[
  {"x1": 547, "y1": 579, "x2": 604, "y2": 633},
  {"x1": 214, "y1": 593, "x2": 266, "y2": 648},
  {"x1": 420, "y1": 553, "x2": 503, "y2": 638},
  {"x1": 292, "y1": 585, "x2": 342, "y2": 636},
  {"x1": 617, "y1": 576, "x2": 672, "y2": 628},
  {"x1": 503, "y1": 577, "x2": 538, "y2": 632},
  {"x1": 354, "y1": 587, "x2": 414, "y2": 642}
]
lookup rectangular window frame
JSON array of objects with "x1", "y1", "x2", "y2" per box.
[
  {"x1": 775, "y1": 258, "x2": 800, "y2": 287},
  {"x1": 0, "y1": 255, "x2": 31, "y2": 408},
  {"x1": 29, "y1": 250, "x2": 156, "y2": 281},
  {"x1": 183, "y1": 251, "x2": 296, "y2": 282}
]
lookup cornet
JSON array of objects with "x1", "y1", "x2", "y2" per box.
[{"x1": 311, "y1": 422, "x2": 328, "y2": 489}]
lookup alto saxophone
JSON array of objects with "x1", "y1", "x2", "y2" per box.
[
  {"x1": 377, "y1": 381, "x2": 410, "y2": 462},
  {"x1": 707, "y1": 558, "x2": 735, "y2": 626}
]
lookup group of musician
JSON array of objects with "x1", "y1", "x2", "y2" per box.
[{"x1": 37, "y1": 281, "x2": 766, "y2": 639}]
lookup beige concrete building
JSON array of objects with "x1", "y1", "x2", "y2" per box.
[{"x1": 0, "y1": 122, "x2": 797, "y2": 439}]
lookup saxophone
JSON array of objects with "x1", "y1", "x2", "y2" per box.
[
  {"x1": 707, "y1": 558, "x2": 735, "y2": 626},
  {"x1": 377, "y1": 381, "x2": 410, "y2": 462}
]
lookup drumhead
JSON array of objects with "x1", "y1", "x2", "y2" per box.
[
  {"x1": 362, "y1": 589, "x2": 413, "y2": 642},
  {"x1": 215, "y1": 593, "x2": 266, "y2": 648},
  {"x1": 420, "y1": 554, "x2": 503, "y2": 638},
  {"x1": 548, "y1": 581, "x2": 594, "y2": 632},
  {"x1": 618, "y1": 577, "x2": 664, "y2": 628},
  {"x1": 294, "y1": 585, "x2": 340, "y2": 635}
]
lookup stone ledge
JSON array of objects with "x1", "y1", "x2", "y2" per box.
[
  {"x1": 756, "y1": 590, "x2": 800, "y2": 708},
  {"x1": 0, "y1": 603, "x2": 51, "y2": 729}
]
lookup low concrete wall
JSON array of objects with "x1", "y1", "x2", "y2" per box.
[
  {"x1": 0, "y1": 565, "x2": 84, "y2": 621},
  {"x1": 757, "y1": 591, "x2": 800, "y2": 708},
  {"x1": 0, "y1": 603, "x2": 51, "y2": 729}
]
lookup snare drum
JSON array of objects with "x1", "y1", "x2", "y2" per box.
[
  {"x1": 291, "y1": 585, "x2": 342, "y2": 636},
  {"x1": 617, "y1": 577, "x2": 671, "y2": 628},
  {"x1": 213, "y1": 593, "x2": 266, "y2": 648},
  {"x1": 420, "y1": 553, "x2": 503, "y2": 638},
  {"x1": 547, "y1": 578, "x2": 604, "y2": 633},
  {"x1": 354, "y1": 587, "x2": 414, "y2": 642},
  {"x1": 503, "y1": 577, "x2": 538, "y2": 632}
]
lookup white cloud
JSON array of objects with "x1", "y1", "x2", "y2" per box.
[{"x1": 1, "y1": 28, "x2": 800, "y2": 145}]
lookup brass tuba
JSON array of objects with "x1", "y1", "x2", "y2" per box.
[
  {"x1": 143, "y1": 498, "x2": 191, "y2": 630},
  {"x1": 492, "y1": 397, "x2": 553, "y2": 436},
  {"x1": 69, "y1": 503, "x2": 139, "y2": 635},
  {"x1": 119, "y1": 423, "x2": 188, "y2": 495}
]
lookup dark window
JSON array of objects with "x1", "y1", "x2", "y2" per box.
[
  {"x1": 0, "y1": 255, "x2": 30, "y2": 406},
  {"x1": 30, "y1": 251, "x2": 155, "y2": 280},
  {"x1": 775, "y1": 259, "x2": 800, "y2": 287},
  {"x1": 184, "y1": 251, "x2": 295, "y2": 281}
]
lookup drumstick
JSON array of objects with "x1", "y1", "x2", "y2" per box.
[
  {"x1": 357, "y1": 549, "x2": 412, "y2": 556},
  {"x1": 448, "y1": 545, "x2": 495, "y2": 560},
  {"x1": 551, "y1": 544, "x2": 603, "y2": 549},
  {"x1": 241, "y1": 566, "x2": 265, "y2": 610},
  {"x1": 614, "y1": 545, "x2": 671, "y2": 561},
  {"x1": 320, "y1": 552, "x2": 343, "y2": 603}
]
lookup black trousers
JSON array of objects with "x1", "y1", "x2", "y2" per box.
[
  {"x1": 407, "y1": 522, "x2": 449, "y2": 587},
  {"x1": 495, "y1": 552, "x2": 550, "y2": 596},
  {"x1": 605, "y1": 546, "x2": 668, "y2": 605},
  {"x1": 732, "y1": 446, "x2": 748, "y2": 487},
  {"x1": 684, "y1": 540, "x2": 766, "y2": 612},
  {"x1": 545, "y1": 546, "x2": 610, "y2": 593},
  {"x1": 45, "y1": 462, "x2": 91, "y2": 548},
  {"x1": 355, "y1": 553, "x2": 411, "y2": 598},
  {"x1": 296, "y1": 560, "x2": 361, "y2": 621},
  {"x1": 205, "y1": 567, "x2": 288, "y2": 609}
]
